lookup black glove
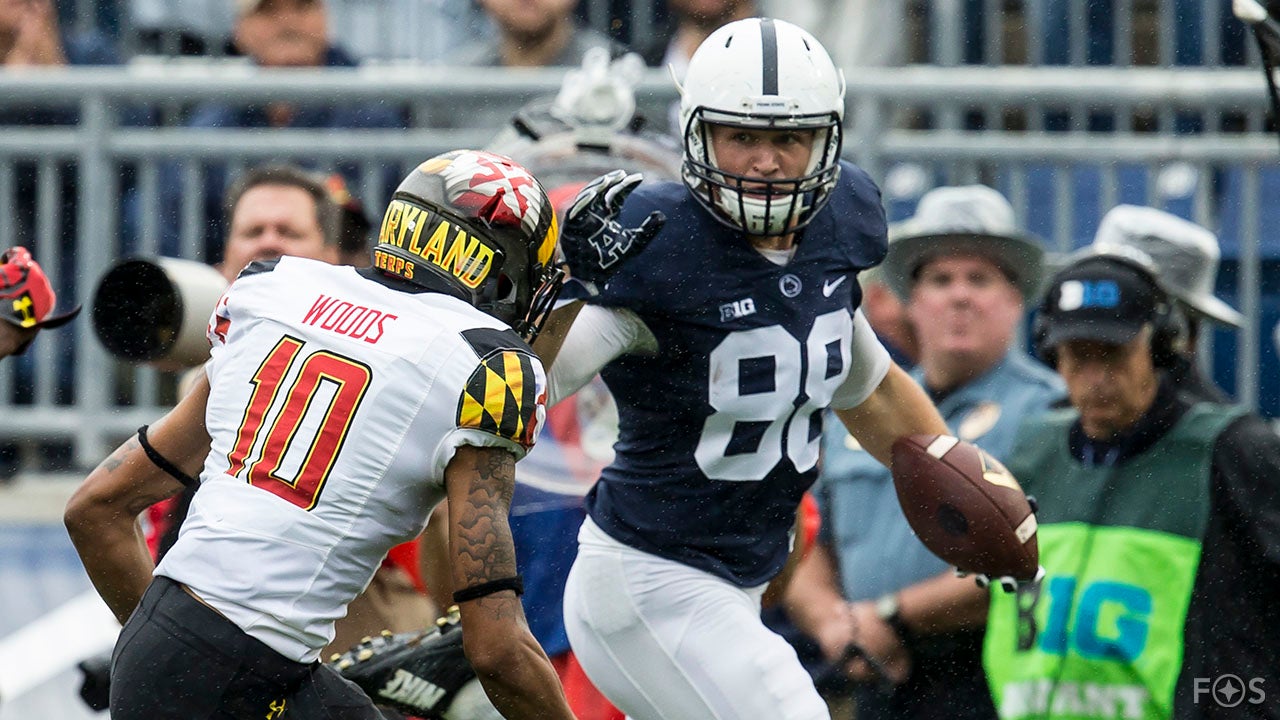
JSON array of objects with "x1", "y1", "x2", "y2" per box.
[
  {"x1": 561, "y1": 169, "x2": 665, "y2": 294},
  {"x1": 331, "y1": 606, "x2": 490, "y2": 719},
  {"x1": 957, "y1": 565, "x2": 1047, "y2": 593},
  {"x1": 77, "y1": 652, "x2": 113, "y2": 712}
]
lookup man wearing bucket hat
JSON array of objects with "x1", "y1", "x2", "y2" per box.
[
  {"x1": 0, "y1": 245, "x2": 79, "y2": 358},
  {"x1": 786, "y1": 186, "x2": 1062, "y2": 720},
  {"x1": 984, "y1": 251, "x2": 1280, "y2": 720},
  {"x1": 1089, "y1": 204, "x2": 1241, "y2": 404}
]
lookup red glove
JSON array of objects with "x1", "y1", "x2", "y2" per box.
[{"x1": 0, "y1": 246, "x2": 79, "y2": 329}]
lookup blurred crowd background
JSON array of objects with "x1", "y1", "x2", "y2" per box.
[
  {"x1": 0, "y1": 0, "x2": 1277, "y2": 475},
  {"x1": 2, "y1": 3, "x2": 1280, "y2": 720}
]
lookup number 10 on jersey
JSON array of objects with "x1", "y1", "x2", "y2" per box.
[{"x1": 226, "y1": 335, "x2": 373, "y2": 509}]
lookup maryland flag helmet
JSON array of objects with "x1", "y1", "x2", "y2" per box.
[{"x1": 374, "y1": 150, "x2": 563, "y2": 341}]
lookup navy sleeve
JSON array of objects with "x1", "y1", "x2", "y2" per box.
[
  {"x1": 589, "y1": 184, "x2": 682, "y2": 315},
  {"x1": 838, "y1": 162, "x2": 889, "y2": 271}
]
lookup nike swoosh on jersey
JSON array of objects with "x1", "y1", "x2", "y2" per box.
[{"x1": 822, "y1": 276, "x2": 847, "y2": 297}]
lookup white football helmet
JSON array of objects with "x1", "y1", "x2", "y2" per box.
[{"x1": 678, "y1": 17, "x2": 845, "y2": 236}]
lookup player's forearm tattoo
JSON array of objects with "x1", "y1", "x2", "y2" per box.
[{"x1": 453, "y1": 449, "x2": 518, "y2": 591}]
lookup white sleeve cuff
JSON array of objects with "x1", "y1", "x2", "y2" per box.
[
  {"x1": 548, "y1": 304, "x2": 656, "y2": 406},
  {"x1": 829, "y1": 309, "x2": 892, "y2": 410}
]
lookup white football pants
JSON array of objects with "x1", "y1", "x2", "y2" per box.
[{"x1": 563, "y1": 518, "x2": 830, "y2": 720}]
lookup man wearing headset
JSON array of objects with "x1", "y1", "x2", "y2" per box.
[
  {"x1": 1088, "y1": 205, "x2": 1243, "y2": 405},
  {"x1": 984, "y1": 251, "x2": 1280, "y2": 720}
]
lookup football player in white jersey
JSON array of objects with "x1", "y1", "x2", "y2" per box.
[{"x1": 65, "y1": 150, "x2": 577, "y2": 720}]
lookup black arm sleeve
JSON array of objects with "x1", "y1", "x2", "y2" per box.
[
  {"x1": 1175, "y1": 417, "x2": 1280, "y2": 719},
  {"x1": 1212, "y1": 415, "x2": 1280, "y2": 563}
]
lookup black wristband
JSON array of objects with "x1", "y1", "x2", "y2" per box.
[
  {"x1": 452, "y1": 575, "x2": 524, "y2": 604},
  {"x1": 137, "y1": 425, "x2": 198, "y2": 488}
]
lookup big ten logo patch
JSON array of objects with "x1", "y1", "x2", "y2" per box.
[
  {"x1": 1058, "y1": 279, "x2": 1121, "y2": 311},
  {"x1": 719, "y1": 298, "x2": 756, "y2": 322}
]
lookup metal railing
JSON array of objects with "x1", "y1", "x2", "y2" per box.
[
  {"x1": 74, "y1": 1, "x2": 1258, "y2": 69},
  {"x1": 0, "y1": 64, "x2": 1276, "y2": 470},
  {"x1": 916, "y1": 0, "x2": 1256, "y2": 67}
]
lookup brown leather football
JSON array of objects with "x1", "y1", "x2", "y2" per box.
[{"x1": 890, "y1": 434, "x2": 1039, "y2": 580}]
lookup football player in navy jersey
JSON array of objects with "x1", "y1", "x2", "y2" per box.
[{"x1": 542, "y1": 17, "x2": 952, "y2": 720}]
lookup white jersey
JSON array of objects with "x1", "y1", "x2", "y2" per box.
[{"x1": 155, "y1": 256, "x2": 547, "y2": 662}]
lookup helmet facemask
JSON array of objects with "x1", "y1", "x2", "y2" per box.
[
  {"x1": 676, "y1": 18, "x2": 846, "y2": 237},
  {"x1": 473, "y1": 223, "x2": 566, "y2": 343},
  {"x1": 682, "y1": 108, "x2": 842, "y2": 236}
]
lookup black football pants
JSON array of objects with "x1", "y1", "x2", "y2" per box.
[{"x1": 110, "y1": 575, "x2": 390, "y2": 719}]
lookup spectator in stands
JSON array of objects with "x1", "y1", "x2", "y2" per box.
[
  {"x1": 786, "y1": 186, "x2": 1061, "y2": 720},
  {"x1": 1087, "y1": 204, "x2": 1242, "y2": 404},
  {"x1": 156, "y1": 0, "x2": 403, "y2": 264},
  {"x1": 458, "y1": 0, "x2": 626, "y2": 67},
  {"x1": 0, "y1": 0, "x2": 116, "y2": 72},
  {"x1": 197, "y1": 0, "x2": 402, "y2": 129},
  {"x1": 762, "y1": 0, "x2": 905, "y2": 71},
  {"x1": 635, "y1": 0, "x2": 756, "y2": 75}
]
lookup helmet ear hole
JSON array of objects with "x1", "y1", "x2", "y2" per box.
[{"x1": 495, "y1": 273, "x2": 516, "y2": 303}]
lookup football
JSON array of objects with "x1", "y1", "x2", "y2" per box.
[{"x1": 890, "y1": 434, "x2": 1039, "y2": 580}]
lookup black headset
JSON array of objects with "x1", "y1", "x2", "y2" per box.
[{"x1": 1033, "y1": 252, "x2": 1186, "y2": 370}]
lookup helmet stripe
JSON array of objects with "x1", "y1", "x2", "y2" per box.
[{"x1": 759, "y1": 17, "x2": 778, "y2": 95}]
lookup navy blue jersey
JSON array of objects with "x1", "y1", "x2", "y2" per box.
[{"x1": 585, "y1": 161, "x2": 888, "y2": 586}]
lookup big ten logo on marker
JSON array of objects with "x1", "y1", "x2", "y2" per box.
[
  {"x1": 302, "y1": 295, "x2": 398, "y2": 344},
  {"x1": 1027, "y1": 578, "x2": 1152, "y2": 662},
  {"x1": 379, "y1": 200, "x2": 493, "y2": 289}
]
